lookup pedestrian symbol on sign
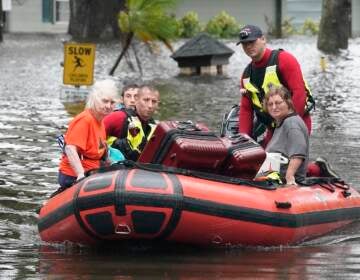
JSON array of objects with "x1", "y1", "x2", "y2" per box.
[
  {"x1": 73, "y1": 56, "x2": 85, "y2": 72},
  {"x1": 63, "y1": 42, "x2": 96, "y2": 86}
]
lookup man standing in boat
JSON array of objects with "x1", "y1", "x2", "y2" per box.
[
  {"x1": 237, "y1": 24, "x2": 315, "y2": 146},
  {"x1": 104, "y1": 85, "x2": 160, "y2": 161}
]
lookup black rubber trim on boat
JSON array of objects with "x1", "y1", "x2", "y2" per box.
[
  {"x1": 83, "y1": 173, "x2": 113, "y2": 192},
  {"x1": 38, "y1": 168, "x2": 360, "y2": 234},
  {"x1": 38, "y1": 180, "x2": 108, "y2": 239},
  {"x1": 80, "y1": 160, "x2": 278, "y2": 190},
  {"x1": 76, "y1": 192, "x2": 114, "y2": 210},
  {"x1": 39, "y1": 188, "x2": 360, "y2": 233},
  {"x1": 38, "y1": 201, "x2": 75, "y2": 232},
  {"x1": 115, "y1": 169, "x2": 127, "y2": 216},
  {"x1": 38, "y1": 185, "x2": 114, "y2": 234},
  {"x1": 132, "y1": 210, "x2": 166, "y2": 234},
  {"x1": 343, "y1": 190, "x2": 351, "y2": 197},
  {"x1": 275, "y1": 201, "x2": 292, "y2": 209},
  {"x1": 180, "y1": 196, "x2": 360, "y2": 228},
  {"x1": 119, "y1": 191, "x2": 360, "y2": 227},
  {"x1": 131, "y1": 169, "x2": 168, "y2": 189},
  {"x1": 119, "y1": 160, "x2": 278, "y2": 190},
  {"x1": 156, "y1": 173, "x2": 184, "y2": 240},
  {"x1": 72, "y1": 181, "x2": 103, "y2": 241},
  {"x1": 85, "y1": 211, "x2": 115, "y2": 235}
]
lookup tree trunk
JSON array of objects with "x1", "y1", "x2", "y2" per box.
[
  {"x1": 68, "y1": 0, "x2": 125, "y2": 41},
  {"x1": 0, "y1": 0, "x2": 3, "y2": 42},
  {"x1": 274, "y1": 0, "x2": 282, "y2": 38},
  {"x1": 317, "y1": 0, "x2": 351, "y2": 54},
  {"x1": 109, "y1": 33, "x2": 134, "y2": 76}
]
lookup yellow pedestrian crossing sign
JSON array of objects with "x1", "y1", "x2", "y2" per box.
[{"x1": 63, "y1": 42, "x2": 96, "y2": 86}]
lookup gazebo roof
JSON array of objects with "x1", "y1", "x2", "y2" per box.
[{"x1": 171, "y1": 33, "x2": 234, "y2": 59}]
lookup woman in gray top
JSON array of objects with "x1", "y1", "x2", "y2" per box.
[{"x1": 263, "y1": 85, "x2": 309, "y2": 185}]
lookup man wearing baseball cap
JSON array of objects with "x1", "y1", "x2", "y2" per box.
[
  {"x1": 236, "y1": 24, "x2": 315, "y2": 146},
  {"x1": 236, "y1": 25, "x2": 263, "y2": 45}
]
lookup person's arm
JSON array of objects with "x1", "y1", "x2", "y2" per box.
[
  {"x1": 64, "y1": 145, "x2": 85, "y2": 180},
  {"x1": 278, "y1": 51, "x2": 307, "y2": 117},
  {"x1": 238, "y1": 76, "x2": 254, "y2": 135},
  {"x1": 284, "y1": 120, "x2": 308, "y2": 184},
  {"x1": 285, "y1": 156, "x2": 303, "y2": 185},
  {"x1": 103, "y1": 113, "x2": 116, "y2": 137},
  {"x1": 103, "y1": 111, "x2": 126, "y2": 138}
]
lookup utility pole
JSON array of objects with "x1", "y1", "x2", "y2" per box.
[
  {"x1": 275, "y1": 0, "x2": 282, "y2": 38},
  {"x1": 0, "y1": 0, "x2": 3, "y2": 42}
]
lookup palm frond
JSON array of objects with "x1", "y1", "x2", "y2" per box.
[
  {"x1": 118, "y1": 11, "x2": 130, "y2": 33},
  {"x1": 111, "y1": 0, "x2": 178, "y2": 75},
  {"x1": 127, "y1": 0, "x2": 177, "y2": 12},
  {"x1": 158, "y1": 37, "x2": 174, "y2": 52}
]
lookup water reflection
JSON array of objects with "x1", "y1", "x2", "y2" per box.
[
  {"x1": 62, "y1": 101, "x2": 86, "y2": 117},
  {"x1": 34, "y1": 241, "x2": 360, "y2": 279},
  {"x1": 1, "y1": 33, "x2": 360, "y2": 278}
]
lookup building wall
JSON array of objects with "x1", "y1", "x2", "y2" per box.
[
  {"x1": 7, "y1": 0, "x2": 68, "y2": 33},
  {"x1": 173, "y1": 0, "x2": 278, "y2": 33},
  {"x1": 285, "y1": 0, "x2": 322, "y2": 28},
  {"x1": 285, "y1": 0, "x2": 360, "y2": 38},
  {"x1": 4, "y1": 0, "x2": 360, "y2": 37},
  {"x1": 175, "y1": 0, "x2": 359, "y2": 38},
  {"x1": 353, "y1": 0, "x2": 360, "y2": 37}
]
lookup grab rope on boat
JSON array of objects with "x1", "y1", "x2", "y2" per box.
[
  {"x1": 86, "y1": 160, "x2": 279, "y2": 190},
  {"x1": 84, "y1": 161, "x2": 351, "y2": 195},
  {"x1": 297, "y1": 177, "x2": 351, "y2": 197}
]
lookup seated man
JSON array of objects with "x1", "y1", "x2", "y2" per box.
[
  {"x1": 114, "y1": 83, "x2": 139, "y2": 110},
  {"x1": 104, "y1": 85, "x2": 160, "y2": 161}
]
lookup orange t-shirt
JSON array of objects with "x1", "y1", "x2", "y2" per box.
[{"x1": 59, "y1": 109, "x2": 107, "y2": 177}]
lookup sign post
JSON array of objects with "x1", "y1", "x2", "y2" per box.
[{"x1": 63, "y1": 42, "x2": 96, "y2": 86}]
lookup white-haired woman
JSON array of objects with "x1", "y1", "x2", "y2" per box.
[{"x1": 57, "y1": 79, "x2": 118, "y2": 192}]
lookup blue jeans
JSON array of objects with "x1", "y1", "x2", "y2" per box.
[{"x1": 58, "y1": 171, "x2": 77, "y2": 189}]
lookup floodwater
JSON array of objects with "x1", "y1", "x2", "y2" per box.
[{"x1": 1, "y1": 33, "x2": 360, "y2": 279}]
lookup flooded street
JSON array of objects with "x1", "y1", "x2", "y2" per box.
[{"x1": 1, "y1": 33, "x2": 360, "y2": 279}]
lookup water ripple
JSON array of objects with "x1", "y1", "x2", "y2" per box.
[{"x1": 1, "y1": 33, "x2": 360, "y2": 278}]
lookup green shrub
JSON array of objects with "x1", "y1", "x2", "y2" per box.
[
  {"x1": 177, "y1": 11, "x2": 202, "y2": 38},
  {"x1": 265, "y1": 15, "x2": 297, "y2": 37},
  {"x1": 300, "y1": 18, "x2": 319, "y2": 35},
  {"x1": 204, "y1": 11, "x2": 240, "y2": 38},
  {"x1": 281, "y1": 17, "x2": 298, "y2": 36},
  {"x1": 265, "y1": 16, "x2": 318, "y2": 38}
]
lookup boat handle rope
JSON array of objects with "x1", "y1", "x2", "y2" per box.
[
  {"x1": 85, "y1": 161, "x2": 351, "y2": 195},
  {"x1": 298, "y1": 177, "x2": 351, "y2": 196},
  {"x1": 86, "y1": 160, "x2": 279, "y2": 190},
  {"x1": 318, "y1": 182, "x2": 335, "y2": 193}
]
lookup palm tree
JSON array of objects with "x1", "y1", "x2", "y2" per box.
[{"x1": 109, "y1": 0, "x2": 178, "y2": 76}]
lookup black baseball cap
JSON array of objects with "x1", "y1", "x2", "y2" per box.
[{"x1": 236, "y1": 25, "x2": 263, "y2": 45}]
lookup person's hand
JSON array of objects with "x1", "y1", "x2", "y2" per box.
[
  {"x1": 285, "y1": 176, "x2": 297, "y2": 186},
  {"x1": 77, "y1": 173, "x2": 85, "y2": 181},
  {"x1": 240, "y1": 88, "x2": 247, "y2": 95}
]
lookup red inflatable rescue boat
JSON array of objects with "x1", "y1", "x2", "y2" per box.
[{"x1": 38, "y1": 121, "x2": 360, "y2": 247}]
